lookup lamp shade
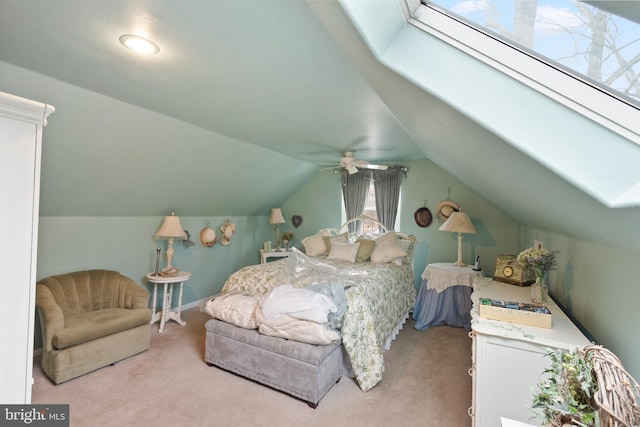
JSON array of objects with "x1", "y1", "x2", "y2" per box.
[
  {"x1": 269, "y1": 208, "x2": 285, "y2": 225},
  {"x1": 438, "y1": 211, "x2": 476, "y2": 234},
  {"x1": 155, "y1": 212, "x2": 187, "y2": 239}
]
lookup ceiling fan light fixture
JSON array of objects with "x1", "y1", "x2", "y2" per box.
[
  {"x1": 119, "y1": 34, "x2": 160, "y2": 55},
  {"x1": 319, "y1": 151, "x2": 388, "y2": 174}
]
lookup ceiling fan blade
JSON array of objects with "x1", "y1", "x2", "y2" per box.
[
  {"x1": 360, "y1": 164, "x2": 389, "y2": 170},
  {"x1": 346, "y1": 164, "x2": 359, "y2": 174}
]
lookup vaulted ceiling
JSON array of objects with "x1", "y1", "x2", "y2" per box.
[
  {"x1": 0, "y1": 0, "x2": 423, "y2": 166},
  {"x1": 1, "y1": 0, "x2": 639, "y2": 251}
]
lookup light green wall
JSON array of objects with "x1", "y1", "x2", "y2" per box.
[
  {"x1": 0, "y1": 60, "x2": 315, "y2": 218},
  {"x1": 34, "y1": 215, "x2": 271, "y2": 347},
  {"x1": 281, "y1": 169, "x2": 344, "y2": 243},
  {"x1": 37, "y1": 216, "x2": 270, "y2": 297},
  {"x1": 34, "y1": 156, "x2": 519, "y2": 340},
  {"x1": 519, "y1": 227, "x2": 640, "y2": 384},
  {"x1": 33, "y1": 161, "x2": 514, "y2": 347}
]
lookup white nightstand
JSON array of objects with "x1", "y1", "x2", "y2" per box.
[
  {"x1": 260, "y1": 249, "x2": 291, "y2": 264},
  {"x1": 146, "y1": 271, "x2": 191, "y2": 333}
]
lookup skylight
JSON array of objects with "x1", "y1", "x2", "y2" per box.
[
  {"x1": 337, "y1": 0, "x2": 640, "y2": 207},
  {"x1": 426, "y1": 0, "x2": 640, "y2": 106},
  {"x1": 409, "y1": 0, "x2": 640, "y2": 143}
]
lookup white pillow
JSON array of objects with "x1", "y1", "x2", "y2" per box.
[
  {"x1": 390, "y1": 239, "x2": 414, "y2": 265},
  {"x1": 204, "y1": 293, "x2": 258, "y2": 329},
  {"x1": 302, "y1": 233, "x2": 328, "y2": 256},
  {"x1": 327, "y1": 242, "x2": 361, "y2": 263},
  {"x1": 330, "y1": 233, "x2": 348, "y2": 244},
  {"x1": 323, "y1": 233, "x2": 349, "y2": 252},
  {"x1": 370, "y1": 231, "x2": 407, "y2": 263}
]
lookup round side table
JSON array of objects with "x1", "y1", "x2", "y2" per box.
[{"x1": 146, "y1": 271, "x2": 191, "y2": 333}]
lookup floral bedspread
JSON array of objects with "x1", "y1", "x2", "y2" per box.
[{"x1": 221, "y1": 249, "x2": 416, "y2": 391}]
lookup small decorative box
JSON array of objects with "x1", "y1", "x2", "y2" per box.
[{"x1": 479, "y1": 297, "x2": 552, "y2": 329}]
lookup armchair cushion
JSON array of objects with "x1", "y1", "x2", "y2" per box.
[{"x1": 53, "y1": 308, "x2": 151, "y2": 350}]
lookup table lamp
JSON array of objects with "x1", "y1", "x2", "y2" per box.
[
  {"x1": 155, "y1": 212, "x2": 187, "y2": 269},
  {"x1": 269, "y1": 208, "x2": 285, "y2": 248},
  {"x1": 439, "y1": 210, "x2": 476, "y2": 267}
]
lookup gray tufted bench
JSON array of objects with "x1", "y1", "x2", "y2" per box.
[{"x1": 204, "y1": 318, "x2": 346, "y2": 408}]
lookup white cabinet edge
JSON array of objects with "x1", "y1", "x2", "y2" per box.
[{"x1": 0, "y1": 91, "x2": 55, "y2": 126}]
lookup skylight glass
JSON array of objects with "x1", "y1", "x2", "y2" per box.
[{"x1": 424, "y1": 0, "x2": 640, "y2": 107}]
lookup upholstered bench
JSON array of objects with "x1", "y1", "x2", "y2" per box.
[{"x1": 204, "y1": 318, "x2": 345, "y2": 408}]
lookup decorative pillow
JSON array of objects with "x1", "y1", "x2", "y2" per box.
[
  {"x1": 370, "y1": 231, "x2": 408, "y2": 264},
  {"x1": 327, "y1": 242, "x2": 361, "y2": 263},
  {"x1": 323, "y1": 233, "x2": 348, "y2": 252},
  {"x1": 390, "y1": 238, "x2": 415, "y2": 265},
  {"x1": 355, "y1": 238, "x2": 376, "y2": 263},
  {"x1": 302, "y1": 233, "x2": 328, "y2": 256}
]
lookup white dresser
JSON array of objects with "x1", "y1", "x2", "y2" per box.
[
  {"x1": 0, "y1": 92, "x2": 54, "y2": 403},
  {"x1": 469, "y1": 280, "x2": 591, "y2": 426}
]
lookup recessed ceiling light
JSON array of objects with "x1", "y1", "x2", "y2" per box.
[{"x1": 119, "y1": 34, "x2": 160, "y2": 55}]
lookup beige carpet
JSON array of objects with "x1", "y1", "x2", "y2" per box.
[{"x1": 32, "y1": 308, "x2": 472, "y2": 427}]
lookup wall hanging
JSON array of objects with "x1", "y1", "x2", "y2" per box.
[
  {"x1": 200, "y1": 226, "x2": 216, "y2": 247},
  {"x1": 183, "y1": 230, "x2": 196, "y2": 247},
  {"x1": 291, "y1": 214, "x2": 303, "y2": 228},
  {"x1": 414, "y1": 201, "x2": 432, "y2": 228},
  {"x1": 220, "y1": 218, "x2": 235, "y2": 246},
  {"x1": 435, "y1": 200, "x2": 459, "y2": 221}
]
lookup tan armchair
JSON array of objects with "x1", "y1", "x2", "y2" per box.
[{"x1": 36, "y1": 270, "x2": 151, "y2": 384}]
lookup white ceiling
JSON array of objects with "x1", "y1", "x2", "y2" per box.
[{"x1": 0, "y1": 0, "x2": 424, "y2": 165}]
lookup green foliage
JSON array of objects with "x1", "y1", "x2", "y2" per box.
[
  {"x1": 531, "y1": 347, "x2": 599, "y2": 426},
  {"x1": 281, "y1": 231, "x2": 294, "y2": 242},
  {"x1": 517, "y1": 248, "x2": 560, "y2": 278}
]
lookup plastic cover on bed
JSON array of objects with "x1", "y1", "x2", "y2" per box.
[{"x1": 276, "y1": 248, "x2": 370, "y2": 289}]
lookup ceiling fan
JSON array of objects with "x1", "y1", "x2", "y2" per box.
[{"x1": 319, "y1": 151, "x2": 389, "y2": 174}]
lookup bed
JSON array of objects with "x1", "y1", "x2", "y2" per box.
[{"x1": 210, "y1": 216, "x2": 417, "y2": 392}]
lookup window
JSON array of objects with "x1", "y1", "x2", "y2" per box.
[
  {"x1": 425, "y1": 0, "x2": 640, "y2": 106},
  {"x1": 409, "y1": 0, "x2": 640, "y2": 142},
  {"x1": 341, "y1": 169, "x2": 404, "y2": 231},
  {"x1": 343, "y1": 180, "x2": 402, "y2": 233},
  {"x1": 362, "y1": 180, "x2": 379, "y2": 233}
]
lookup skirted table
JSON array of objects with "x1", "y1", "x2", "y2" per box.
[{"x1": 412, "y1": 263, "x2": 483, "y2": 331}]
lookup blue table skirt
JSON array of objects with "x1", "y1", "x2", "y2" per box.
[{"x1": 412, "y1": 279, "x2": 473, "y2": 331}]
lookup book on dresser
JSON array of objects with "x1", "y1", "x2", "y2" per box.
[{"x1": 478, "y1": 297, "x2": 552, "y2": 329}]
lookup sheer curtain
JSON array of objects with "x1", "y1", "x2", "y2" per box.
[
  {"x1": 340, "y1": 170, "x2": 371, "y2": 234},
  {"x1": 372, "y1": 167, "x2": 404, "y2": 231}
]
